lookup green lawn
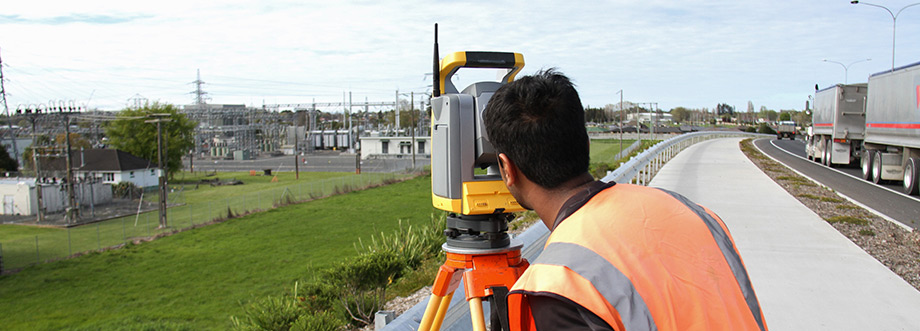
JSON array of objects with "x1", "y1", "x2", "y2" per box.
[
  {"x1": 164, "y1": 171, "x2": 353, "y2": 205},
  {"x1": 0, "y1": 175, "x2": 435, "y2": 330},
  {"x1": 0, "y1": 172, "x2": 408, "y2": 272},
  {"x1": 590, "y1": 139, "x2": 637, "y2": 164},
  {"x1": 0, "y1": 224, "x2": 60, "y2": 242}
]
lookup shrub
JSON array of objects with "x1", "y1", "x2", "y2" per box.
[
  {"x1": 289, "y1": 311, "x2": 340, "y2": 331},
  {"x1": 757, "y1": 123, "x2": 776, "y2": 135},
  {"x1": 113, "y1": 182, "x2": 143, "y2": 199},
  {"x1": 230, "y1": 282, "x2": 343, "y2": 331},
  {"x1": 589, "y1": 162, "x2": 612, "y2": 179},
  {"x1": 231, "y1": 295, "x2": 301, "y2": 331},
  {"x1": 355, "y1": 215, "x2": 446, "y2": 269},
  {"x1": 324, "y1": 250, "x2": 405, "y2": 326}
]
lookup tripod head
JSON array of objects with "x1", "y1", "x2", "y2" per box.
[{"x1": 429, "y1": 24, "x2": 526, "y2": 250}]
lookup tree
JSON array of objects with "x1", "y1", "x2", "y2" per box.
[
  {"x1": 584, "y1": 107, "x2": 608, "y2": 123},
  {"x1": 55, "y1": 133, "x2": 92, "y2": 150},
  {"x1": 669, "y1": 107, "x2": 690, "y2": 124},
  {"x1": 778, "y1": 112, "x2": 792, "y2": 121},
  {"x1": 0, "y1": 144, "x2": 18, "y2": 172},
  {"x1": 104, "y1": 102, "x2": 196, "y2": 177},
  {"x1": 716, "y1": 103, "x2": 734, "y2": 116}
]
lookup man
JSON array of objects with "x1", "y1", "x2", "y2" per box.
[{"x1": 483, "y1": 69, "x2": 767, "y2": 331}]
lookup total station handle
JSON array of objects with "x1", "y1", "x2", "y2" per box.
[{"x1": 438, "y1": 51, "x2": 525, "y2": 95}]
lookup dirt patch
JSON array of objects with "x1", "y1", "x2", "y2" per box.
[{"x1": 740, "y1": 139, "x2": 920, "y2": 290}]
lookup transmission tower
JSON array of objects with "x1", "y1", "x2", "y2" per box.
[
  {"x1": 190, "y1": 69, "x2": 210, "y2": 106},
  {"x1": 0, "y1": 47, "x2": 19, "y2": 165}
]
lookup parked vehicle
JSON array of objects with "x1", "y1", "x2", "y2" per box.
[
  {"x1": 806, "y1": 83, "x2": 868, "y2": 167},
  {"x1": 861, "y1": 61, "x2": 920, "y2": 194}
]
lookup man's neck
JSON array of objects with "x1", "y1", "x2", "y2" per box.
[{"x1": 534, "y1": 173, "x2": 596, "y2": 230}]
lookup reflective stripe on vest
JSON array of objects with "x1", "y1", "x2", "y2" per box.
[
  {"x1": 533, "y1": 242, "x2": 657, "y2": 330},
  {"x1": 508, "y1": 184, "x2": 767, "y2": 331}
]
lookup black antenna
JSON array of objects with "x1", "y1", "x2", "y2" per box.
[{"x1": 433, "y1": 23, "x2": 440, "y2": 97}]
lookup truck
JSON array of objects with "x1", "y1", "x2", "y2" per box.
[
  {"x1": 776, "y1": 121, "x2": 797, "y2": 140},
  {"x1": 860, "y1": 61, "x2": 920, "y2": 194},
  {"x1": 806, "y1": 83, "x2": 868, "y2": 167}
]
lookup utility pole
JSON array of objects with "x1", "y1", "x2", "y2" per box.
[
  {"x1": 294, "y1": 125, "x2": 299, "y2": 179},
  {"x1": 0, "y1": 48, "x2": 20, "y2": 166},
  {"x1": 63, "y1": 113, "x2": 78, "y2": 223},
  {"x1": 145, "y1": 114, "x2": 171, "y2": 229},
  {"x1": 411, "y1": 92, "x2": 416, "y2": 169},
  {"x1": 394, "y1": 90, "x2": 399, "y2": 134},
  {"x1": 616, "y1": 90, "x2": 623, "y2": 153},
  {"x1": 27, "y1": 113, "x2": 43, "y2": 223}
]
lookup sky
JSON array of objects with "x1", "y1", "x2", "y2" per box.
[{"x1": 1, "y1": 0, "x2": 919, "y2": 113}]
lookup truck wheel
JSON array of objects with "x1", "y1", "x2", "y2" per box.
[
  {"x1": 871, "y1": 150, "x2": 883, "y2": 184},
  {"x1": 904, "y1": 158, "x2": 920, "y2": 195},
  {"x1": 861, "y1": 150, "x2": 874, "y2": 180},
  {"x1": 823, "y1": 142, "x2": 833, "y2": 167}
]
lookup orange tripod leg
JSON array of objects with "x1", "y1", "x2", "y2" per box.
[
  {"x1": 419, "y1": 264, "x2": 463, "y2": 331},
  {"x1": 419, "y1": 245, "x2": 529, "y2": 331}
]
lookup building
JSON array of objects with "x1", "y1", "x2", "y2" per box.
[
  {"x1": 42, "y1": 149, "x2": 161, "y2": 188},
  {"x1": 0, "y1": 178, "x2": 112, "y2": 216},
  {"x1": 627, "y1": 112, "x2": 673, "y2": 124},
  {"x1": 359, "y1": 136, "x2": 431, "y2": 160}
]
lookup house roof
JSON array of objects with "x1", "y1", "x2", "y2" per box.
[{"x1": 42, "y1": 149, "x2": 156, "y2": 172}]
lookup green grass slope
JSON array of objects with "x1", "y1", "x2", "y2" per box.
[{"x1": 0, "y1": 176, "x2": 434, "y2": 330}]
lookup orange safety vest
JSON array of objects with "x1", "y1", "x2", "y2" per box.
[{"x1": 507, "y1": 183, "x2": 767, "y2": 331}]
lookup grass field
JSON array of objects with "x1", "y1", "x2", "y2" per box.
[
  {"x1": 590, "y1": 139, "x2": 637, "y2": 164},
  {"x1": 0, "y1": 175, "x2": 436, "y2": 330},
  {"x1": 164, "y1": 171, "x2": 352, "y2": 205},
  {"x1": 0, "y1": 172, "x2": 407, "y2": 270}
]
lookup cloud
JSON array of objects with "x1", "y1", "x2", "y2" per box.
[{"x1": 0, "y1": 14, "x2": 152, "y2": 25}]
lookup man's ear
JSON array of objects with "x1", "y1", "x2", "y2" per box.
[{"x1": 497, "y1": 153, "x2": 517, "y2": 187}]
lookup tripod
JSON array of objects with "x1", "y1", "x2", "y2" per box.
[{"x1": 418, "y1": 214, "x2": 530, "y2": 331}]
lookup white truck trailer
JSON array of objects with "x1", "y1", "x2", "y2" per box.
[
  {"x1": 806, "y1": 83, "x2": 868, "y2": 167},
  {"x1": 861, "y1": 61, "x2": 920, "y2": 194}
]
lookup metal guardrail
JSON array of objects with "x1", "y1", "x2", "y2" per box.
[
  {"x1": 602, "y1": 131, "x2": 770, "y2": 185},
  {"x1": 383, "y1": 131, "x2": 770, "y2": 331}
]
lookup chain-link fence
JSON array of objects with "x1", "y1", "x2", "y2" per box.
[{"x1": 0, "y1": 172, "x2": 412, "y2": 272}]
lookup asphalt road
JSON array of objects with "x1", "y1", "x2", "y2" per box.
[
  {"x1": 755, "y1": 138, "x2": 920, "y2": 230},
  {"x1": 183, "y1": 152, "x2": 429, "y2": 173}
]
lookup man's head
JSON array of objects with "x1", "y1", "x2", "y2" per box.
[{"x1": 484, "y1": 68, "x2": 589, "y2": 190}]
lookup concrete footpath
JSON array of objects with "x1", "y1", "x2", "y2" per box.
[{"x1": 650, "y1": 137, "x2": 920, "y2": 330}]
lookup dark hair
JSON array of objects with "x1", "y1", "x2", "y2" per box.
[{"x1": 484, "y1": 68, "x2": 589, "y2": 189}]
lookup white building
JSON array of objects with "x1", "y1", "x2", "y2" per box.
[
  {"x1": 627, "y1": 112, "x2": 673, "y2": 124},
  {"x1": 43, "y1": 149, "x2": 161, "y2": 188},
  {"x1": 359, "y1": 136, "x2": 431, "y2": 160}
]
